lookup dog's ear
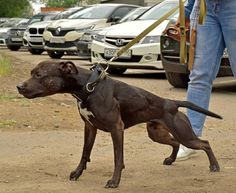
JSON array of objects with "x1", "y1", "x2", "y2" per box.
[{"x1": 59, "y1": 61, "x2": 78, "y2": 74}]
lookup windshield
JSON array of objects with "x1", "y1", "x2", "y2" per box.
[
  {"x1": 0, "y1": 19, "x2": 22, "y2": 27},
  {"x1": 68, "y1": 5, "x2": 115, "y2": 19},
  {"x1": 138, "y1": 1, "x2": 178, "y2": 20},
  {"x1": 28, "y1": 14, "x2": 57, "y2": 25},
  {"x1": 119, "y1": 7, "x2": 149, "y2": 23},
  {"x1": 52, "y1": 8, "x2": 82, "y2": 20}
]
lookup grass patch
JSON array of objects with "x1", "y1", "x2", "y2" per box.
[
  {"x1": 0, "y1": 119, "x2": 16, "y2": 128},
  {"x1": 0, "y1": 53, "x2": 12, "y2": 76}
]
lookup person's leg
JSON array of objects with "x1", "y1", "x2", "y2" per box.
[
  {"x1": 219, "y1": 0, "x2": 236, "y2": 77},
  {"x1": 187, "y1": 0, "x2": 225, "y2": 137},
  {"x1": 177, "y1": 0, "x2": 225, "y2": 160}
]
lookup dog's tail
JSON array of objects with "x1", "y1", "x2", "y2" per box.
[{"x1": 175, "y1": 100, "x2": 222, "y2": 119}]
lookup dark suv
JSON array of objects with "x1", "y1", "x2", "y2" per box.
[{"x1": 160, "y1": 23, "x2": 233, "y2": 88}]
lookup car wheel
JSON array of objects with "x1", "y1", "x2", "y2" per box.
[
  {"x1": 7, "y1": 45, "x2": 21, "y2": 51},
  {"x1": 47, "y1": 51, "x2": 64, "y2": 59},
  {"x1": 28, "y1": 48, "x2": 44, "y2": 55},
  {"x1": 106, "y1": 67, "x2": 127, "y2": 75},
  {"x1": 165, "y1": 72, "x2": 189, "y2": 88}
]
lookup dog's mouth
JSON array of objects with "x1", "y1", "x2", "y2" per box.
[{"x1": 17, "y1": 85, "x2": 43, "y2": 99}]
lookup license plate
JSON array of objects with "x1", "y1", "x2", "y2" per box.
[
  {"x1": 11, "y1": 37, "x2": 22, "y2": 41},
  {"x1": 88, "y1": 43, "x2": 91, "y2": 49},
  {"x1": 104, "y1": 48, "x2": 131, "y2": 59},
  {"x1": 30, "y1": 37, "x2": 43, "y2": 42},
  {"x1": 50, "y1": 37, "x2": 65, "y2": 44}
]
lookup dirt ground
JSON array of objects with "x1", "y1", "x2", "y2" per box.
[{"x1": 0, "y1": 48, "x2": 236, "y2": 193}]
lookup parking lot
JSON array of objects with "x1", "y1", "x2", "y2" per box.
[{"x1": 0, "y1": 47, "x2": 236, "y2": 193}]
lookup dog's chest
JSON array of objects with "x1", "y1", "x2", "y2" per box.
[{"x1": 77, "y1": 102, "x2": 95, "y2": 124}]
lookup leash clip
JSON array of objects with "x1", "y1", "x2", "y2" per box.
[{"x1": 86, "y1": 82, "x2": 95, "y2": 93}]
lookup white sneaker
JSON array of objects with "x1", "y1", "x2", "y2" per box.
[{"x1": 176, "y1": 145, "x2": 197, "y2": 161}]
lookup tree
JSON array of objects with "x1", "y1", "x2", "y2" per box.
[
  {"x1": 46, "y1": 0, "x2": 80, "y2": 8},
  {"x1": 46, "y1": 0, "x2": 100, "y2": 7},
  {"x1": 0, "y1": 0, "x2": 30, "y2": 17}
]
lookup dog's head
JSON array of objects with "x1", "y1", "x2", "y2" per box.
[{"x1": 17, "y1": 60, "x2": 78, "y2": 99}]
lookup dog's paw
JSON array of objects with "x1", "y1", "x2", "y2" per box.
[
  {"x1": 163, "y1": 157, "x2": 174, "y2": 165},
  {"x1": 105, "y1": 179, "x2": 119, "y2": 188},
  {"x1": 69, "y1": 169, "x2": 83, "y2": 181},
  {"x1": 210, "y1": 164, "x2": 220, "y2": 172}
]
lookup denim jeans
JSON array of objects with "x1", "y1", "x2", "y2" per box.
[{"x1": 187, "y1": 0, "x2": 236, "y2": 136}]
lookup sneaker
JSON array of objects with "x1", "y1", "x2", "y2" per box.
[{"x1": 176, "y1": 145, "x2": 197, "y2": 161}]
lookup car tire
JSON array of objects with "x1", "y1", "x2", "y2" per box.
[
  {"x1": 106, "y1": 67, "x2": 127, "y2": 75},
  {"x1": 7, "y1": 45, "x2": 21, "y2": 51},
  {"x1": 47, "y1": 51, "x2": 64, "y2": 59},
  {"x1": 28, "y1": 48, "x2": 44, "y2": 55},
  {"x1": 165, "y1": 71, "x2": 189, "y2": 88}
]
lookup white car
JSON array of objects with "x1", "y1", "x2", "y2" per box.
[
  {"x1": 43, "y1": 4, "x2": 139, "y2": 59},
  {"x1": 23, "y1": 12, "x2": 59, "y2": 55},
  {"x1": 91, "y1": 0, "x2": 178, "y2": 75}
]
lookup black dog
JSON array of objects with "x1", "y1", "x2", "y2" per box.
[{"x1": 17, "y1": 61, "x2": 221, "y2": 188}]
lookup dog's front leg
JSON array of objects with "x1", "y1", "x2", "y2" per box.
[
  {"x1": 105, "y1": 121, "x2": 125, "y2": 188},
  {"x1": 70, "y1": 122, "x2": 97, "y2": 181}
]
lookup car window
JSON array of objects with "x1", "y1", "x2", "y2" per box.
[
  {"x1": 118, "y1": 7, "x2": 149, "y2": 23},
  {"x1": 111, "y1": 7, "x2": 135, "y2": 19},
  {"x1": 68, "y1": 5, "x2": 116, "y2": 19},
  {"x1": 138, "y1": 2, "x2": 178, "y2": 20}
]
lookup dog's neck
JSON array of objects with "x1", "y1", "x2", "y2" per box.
[{"x1": 70, "y1": 65, "x2": 106, "y2": 103}]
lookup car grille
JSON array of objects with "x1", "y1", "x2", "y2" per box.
[
  {"x1": 101, "y1": 54, "x2": 142, "y2": 62},
  {"x1": 162, "y1": 53, "x2": 181, "y2": 63},
  {"x1": 29, "y1": 28, "x2": 45, "y2": 34},
  {"x1": 47, "y1": 28, "x2": 74, "y2": 36},
  {"x1": 105, "y1": 36, "x2": 134, "y2": 47},
  {"x1": 45, "y1": 41, "x2": 75, "y2": 48},
  {"x1": 9, "y1": 29, "x2": 25, "y2": 36}
]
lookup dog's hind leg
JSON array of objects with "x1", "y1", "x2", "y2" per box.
[
  {"x1": 166, "y1": 111, "x2": 220, "y2": 172},
  {"x1": 70, "y1": 122, "x2": 97, "y2": 181},
  {"x1": 146, "y1": 121, "x2": 180, "y2": 165}
]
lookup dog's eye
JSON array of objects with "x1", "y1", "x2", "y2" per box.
[{"x1": 34, "y1": 72, "x2": 42, "y2": 79}]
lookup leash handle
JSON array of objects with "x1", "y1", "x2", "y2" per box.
[{"x1": 179, "y1": 0, "x2": 187, "y2": 65}]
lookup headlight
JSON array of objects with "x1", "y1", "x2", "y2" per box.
[
  {"x1": 80, "y1": 33, "x2": 92, "y2": 41},
  {"x1": 92, "y1": 34, "x2": 105, "y2": 42},
  {"x1": 141, "y1": 36, "x2": 160, "y2": 44},
  {"x1": 75, "y1": 25, "x2": 95, "y2": 32},
  {"x1": 162, "y1": 38, "x2": 170, "y2": 49},
  {"x1": 1, "y1": 32, "x2": 8, "y2": 39}
]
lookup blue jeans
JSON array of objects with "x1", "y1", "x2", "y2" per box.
[{"x1": 187, "y1": 0, "x2": 236, "y2": 136}]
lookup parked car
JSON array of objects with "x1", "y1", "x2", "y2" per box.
[
  {"x1": 90, "y1": 0, "x2": 178, "y2": 75},
  {"x1": 23, "y1": 12, "x2": 63, "y2": 55},
  {"x1": 0, "y1": 18, "x2": 28, "y2": 46},
  {"x1": 43, "y1": 3, "x2": 139, "y2": 59},
  {"x1": 6, "y1": 12, "x2": 67, "y2": 52},
  {"x1": 22, "y1": 8, "x2": 85, "y2": 55},
  {"x1": 76, "y1": 6, "x2": 150, "y2": 59},
  {"x1": 6, "y1": 21, "x2": 29, "y2": 51},
  {"x1": 160, "y1": 16, "x2": 232, "y2": 88},
  {"x1": 0, "y1": 17, "x2": 10, "y2": 25}
]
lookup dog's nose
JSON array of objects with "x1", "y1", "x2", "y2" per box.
[{"x1": 16, "y1": 83, "x2": 25, "y2": 91}]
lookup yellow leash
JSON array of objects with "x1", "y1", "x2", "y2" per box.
[{"x1": 179, "y1": 0, "x2": 187, "y2": 65}]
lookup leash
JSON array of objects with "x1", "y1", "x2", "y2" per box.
[
  {"x1": 87, "y1": 0, "x2": 206, "y2": 93},
  {"x1": 188, "y1": 0, "x2": 206, "y2": 70},
  {"x1": 179, "y1": 0, "x2": 187, "y2": 65}
]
